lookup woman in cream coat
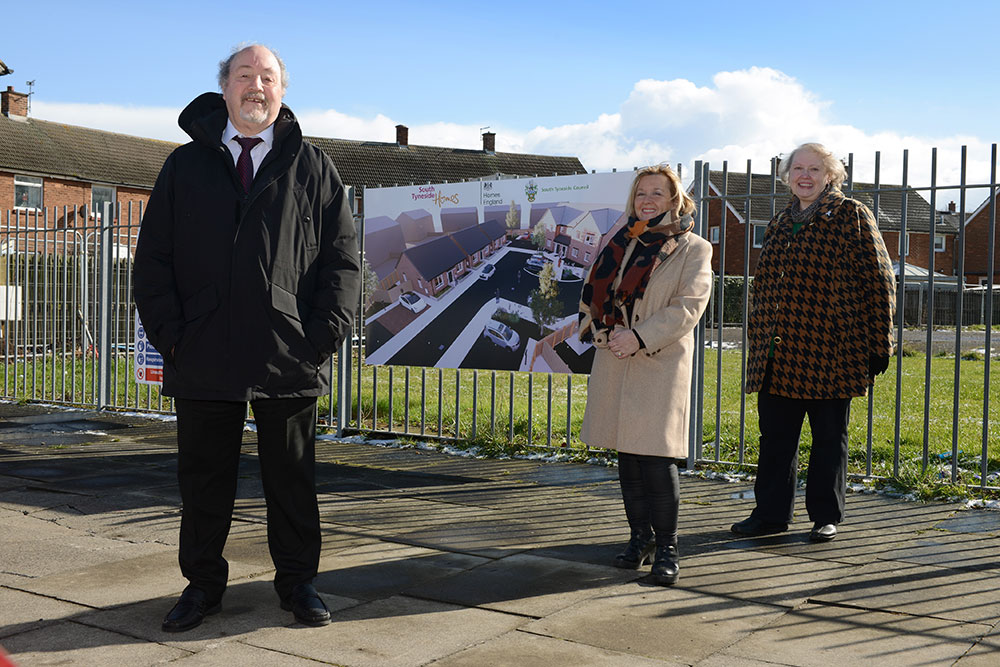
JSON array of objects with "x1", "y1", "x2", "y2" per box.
[{"x1": 579, "y1": 164, "x2": 713, "y2": 585}]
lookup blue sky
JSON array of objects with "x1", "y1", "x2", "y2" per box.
[{"x1": 3, "y1": 0, "x2": 996, "y2": 187}]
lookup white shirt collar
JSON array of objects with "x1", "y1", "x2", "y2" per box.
[{"x1": 222, "y1": 119, "x2": 275, "y2": 149}]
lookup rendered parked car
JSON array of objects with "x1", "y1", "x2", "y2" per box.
[
  {"x1": 526, "y1": 251, "x2": 558, "y2": 269},
  {"x1": 479, "y1": 263, "x2": 496, "y2": 280},
  {"x1": 399, "y1": 292, "x2": 428, "y2": 313},
  {"x1": 483, "y1": 319, "x2": 520, "y2": 350}
]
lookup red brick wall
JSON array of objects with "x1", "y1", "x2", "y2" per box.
[
  {"x1": 706, "y1": 198, "x2": 765, "y2": 276},
  {"x1": 881, "y1": 230, "x2": 957, "y2": 276},
  {"x1": 1, "y1": 169, "x2": 151, "y2": 229},
  {"x1": 963, "y1": 196, "x2": 1000, "y2": 284}
]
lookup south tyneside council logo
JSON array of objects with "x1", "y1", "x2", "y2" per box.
[{"x1": 525, "y1": 181, "x2": 538, "y2": 203}]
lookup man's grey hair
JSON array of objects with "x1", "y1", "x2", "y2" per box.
[{"x1": 217, "y1": 43, "x2": 289, "y2": 90}]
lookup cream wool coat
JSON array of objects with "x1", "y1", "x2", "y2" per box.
[{"x1": 580, "y1": 233, "x2": 713, "y2": 458}]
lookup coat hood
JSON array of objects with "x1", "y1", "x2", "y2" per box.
[{"x1": 177, "y1": 92, "x2": 301, "y2": 148}]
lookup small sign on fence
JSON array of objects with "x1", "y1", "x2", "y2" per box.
[{"x1": 134, "y1": 311, "x2": 163, "y2": 385}]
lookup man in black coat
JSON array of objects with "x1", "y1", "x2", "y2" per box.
[{"x1": 134, "y1": 44, "x2": 360, "y2": 632}]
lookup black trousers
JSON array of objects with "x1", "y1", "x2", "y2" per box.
[
  {"x1": 175, "y1": 397, "x2": 321, "y2": 602},
  {"x1": 752, "y1": 389, "x2": 851, "y2": 525},
  {"x1": 617, "y1": 452, "x2": 679, "y2": 547}
]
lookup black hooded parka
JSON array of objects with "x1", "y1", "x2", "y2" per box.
[{"x1": 134, "y1": 93, "x2": 360, "y2": 400}]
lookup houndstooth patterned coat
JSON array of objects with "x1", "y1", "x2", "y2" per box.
[{"x1": 744, "y1": 188, "x2": 896, "y2": 399}]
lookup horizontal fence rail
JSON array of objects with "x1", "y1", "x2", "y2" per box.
[{"x1": 1, "y1": 145, "x2": 997, "y2": 494}]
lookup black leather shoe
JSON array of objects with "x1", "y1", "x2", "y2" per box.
[
  {"x1": 809, "y1": 523, "x2": 837, "y2": 542},
  {"x1": 731, "y1": 516, "x2": 788, "y2": 537},
  {"x1": 650, "y1": 544, "x2": 679, "y2": 586},
  {"x1": 280, "y1": 583, "x2": 331, "y2": 627},
  {"x1": 161, "y1": 587, "x2": 221, "y2": 633},
  {"x1": 613, "y1": 530, "x2": 656, "y2": 569}
]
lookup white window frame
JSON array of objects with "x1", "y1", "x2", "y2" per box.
[
  {"x1": 584, "y1": 251, "x2": 591, "y2": 262},
  {"x1": 934, "y1": 235, "x2": 946, "y2": 252},
  {"x1": 904, "y1": 233, "x2": 911, "y2": 256},
  {"x1": 752, "y1": 224, "x2": 766, "y2": 248},
  {"x1": 91, "y1": 184, "x2": 116, "y2": 220},
  {"x1": 572, "y1": 247, "x2": 579, "y2": 258},
  {"x1": 14, "y1": 175, "x2": 43, "y2": 211},
  {"x1": 709, "y1": 226, "x2": 720, "y2": 244}
]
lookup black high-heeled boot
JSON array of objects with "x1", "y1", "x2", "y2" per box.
[
  {"x1": 614, "y1": 529, "x2": 655, "y2": 569},
  {"x1": 650, "y1": 543, "x2": 679, "y2": 585}
]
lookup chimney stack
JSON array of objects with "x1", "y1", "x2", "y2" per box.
[
  {"x1": 1, "y1": 86, "x2": 28, "y2": 118},
  {"x1": 482, "y1": 131, "x2": 495, "y2": 153},
  {"x1": 948, "y1": 201, "x2": 956, "y2": 214},
  {"x1": 395, "y1": 124, "x2": 408, "y2": 147}
]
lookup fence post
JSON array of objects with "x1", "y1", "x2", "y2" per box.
[
  {"x1": 688, "y1": 160, "x2": 705, "y2": 470},
  {"x1": 97, "y1": 202, "x2": 114, "y2": 409}
]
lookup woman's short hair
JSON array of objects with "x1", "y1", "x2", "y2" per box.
[
  {"x1": 778, "y1": 143, "x2": 847, "y2": 189},
  {"x1": 626, "y1": 164, "x2": 696, "y2": 219}
]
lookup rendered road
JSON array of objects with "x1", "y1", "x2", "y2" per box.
[{"x1": 387, "y1": 252, "x2": 583, "y2": 367}]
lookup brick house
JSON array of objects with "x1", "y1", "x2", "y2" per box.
[
  {"x1": 697, "y1": 171, "x2": 960, "y2": 277},
  {"x1": 0, "y1": 86, "x2": 176, "y2": 231},
  {"x1": 535, "y1": 205, "x2": 625, "y2": 267},
  {"x1": 962, "y1": 194, "x2": 1000, "y2": 285}
]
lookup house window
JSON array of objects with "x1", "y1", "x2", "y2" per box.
[
  {"x1": 546, "y1": 239, "x2": 552, "y2": 249},
  {"x1": 584, "y1": 251, "x2": 591, "y2": 262},
  {"x1": 14, "y1": 175, "x2": 42, "y2": 210},
  {"x1": 401, "y1": 272, "x2": 407, "y2": 282},
  {"x1": 435, "y1": 276, "x2": 444, "y2": 287},
  {"x1": 572, "y1": 247, "x2": 579, "y2": 258},
  {"x1": 934, "y1": 235, "x2": 945, "y2": 252},
  {"x1": 417, "y1": 279, "x2": 422, "y2": 288},
  {"x1": 92, "y1": 185, "x2": 116, "y2": 219},
  {"x1": 904, "y1": 233, "x2": 911, "y2": 256},
  {"x1": 584, "y1": 233, "x2": 595, "y2": 245},
  {"x1": 709, "y1": 226, "x2": 720, "y2": 244},
  {"x1": 752, "y1": 224, "x2": 766, "y2": 248}
]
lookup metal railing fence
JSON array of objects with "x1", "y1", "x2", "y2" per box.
[{"x1": 1, "y1": 144, "x2": 996, "y2": 492}]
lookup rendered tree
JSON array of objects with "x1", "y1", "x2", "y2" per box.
[
  {"x1": 505, "y1": 200, "x2": 520, "y2": 230},
  {"x1": 362, "y1": 256, "x2": 380, "y2": 312},
  {"x1": 528, "y1": 261, "x2": 561, "y2": 336},
  {"x1": 531, "y1": 221, "x2": 548, "y2": 251}
]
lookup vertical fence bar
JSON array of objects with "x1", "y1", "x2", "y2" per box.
[
  {"x1": 98, "y1": 202, "x2": 114, "y2": 409},
  {"x1": 565, "y1": 374, "x2": 572, "y2": 448},
  {"x1": 527, "y1": 373, "x2": 533, "y2": 445},
  {"x1": 713, "y1": 163, "x2": 727, "y2": 461},
  {"x1": 403, "y1": 367, "x2": 410, "y2": 434},
  {"x1": 951, "y1": 147, "x2": 968, "y2": 483},
  {"x1": 387, "y1": 366, "x2": 394, "y2": 431},
  {"x1": 508, "y1": 371, "x2": 514, "y2": 442},
  {"x1": 866, "y1": 154, "x2": 880, "y2": 477},
  {"x1": 471, "y1": 369, "x2": 478, "y2": 439},
  {"x1": 688, "y1": 161, "x2": 704, "y2": 468},
  {"x1": 923, "y1": 149, "x2": 938, "y2": 471},
  {"x1": 420, "y1": 367, "x2": 426, "y2": 435},
  {"x1": 546, "y1": 373, "x2": 552, "y2": 448},
  {"x1": 454, "y1": 369, "x2": 460, "y2": 439},
  {"x1": 371, "y1": 365, "x2": 378, "y2": 430},
  {"x1": 490, "y1": 370, "x2": 496, "y2": 434},
  {"x1": 981, "y1": 145, "x2": 997, "y2": 489},
  {"x1": 437, "y1": 368, "x2": 443, "y2": 436},
  {"x1": 892, "y1": 150, "x2": 909, "y2": 475},
  {"x1": 738, "y1": 160, "x2": 753, "y2": 464}
]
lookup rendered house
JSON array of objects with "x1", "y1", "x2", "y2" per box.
[
  {"x1": 534, "y1": 204, "x2": 624, "y2": 267},
  {"x1": 395, "y1": 209, "x2": 435, "y2": 245},
  {"x1": 440, "y1": 206, "x2": 479, "y2": 234},
  {"x1": 363, "y1": 215, "x2": 406, "y2": 290},
  {"x1": 395, "y1": 235, "x2": 469, "y2": 298},
  {"x1": 697, "y1": 171, "x2": 960, "y2": 277},
  {"x1": 478, "y1": 219, "x2": 507, "y2": 255}
]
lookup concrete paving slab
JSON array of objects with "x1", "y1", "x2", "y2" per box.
[
  {"x1": 2, "y1": 620, "x2": 190, "y2": 666},
  {"x1": 523, "y1": 584, "x2": 787, "y2": 664},
  {"x1": 677, "y1": 547, "x2": 859, "y2": 607},
  {"x1": 431, "y1": 629, "x2": 685, "y2": 666},
  {"x1": 696, "y1": 655, "x2": 801, "y2": 667},
  {"x1": 0, "y1": 511, "x2": 169, "y2": 583},
  {"x1": 0, "y1": 587, "x2": 91, "y2": 640},
  {"x1": 314, "y1": 540, "x2": 488, "y2": 602},
  {"x1": 79, "y1": 574, "x2": 359, "y2": 649},
  {"x1": 248, "y1": 594, "x2": 525, "y2": 667},
  {"x1": 166, "y1": 640, "x2": 327, "y2": 665},
  {"x1": 954, "y1": 621, "x2": 1000, "y2": 666},
  {"x1": 879, "y1": 529, "x2": 1000, "y2": 573},
  {"x1": 15, "y1": 550, "x2": 266, "y2": 609},
  {"x1": 32, "y1": 498, "x2": 181, "y2": 545},
  {"x1": 721, "y1": 602, "x2": 988, "y2": 666},
  {"x1": 405, "y1": 553, "x2": 640, "y2": 618},
  {"x1": 0, "y1": 485, "x2": 94, "y2": 514},
  {"x1": 809, "y1": 559, "x2": 1000, "y2": 624},
  {"x1": 937, "y1": 509, "x2": 1000, "y2": 533}
]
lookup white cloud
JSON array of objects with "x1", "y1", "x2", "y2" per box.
[{"x1": 30, "y1": 68, "x2": 996, "y2": 207}]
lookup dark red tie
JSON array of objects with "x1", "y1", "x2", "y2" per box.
[{"x1": 235, "y1": 136, "x2": 263, "y2": 192}]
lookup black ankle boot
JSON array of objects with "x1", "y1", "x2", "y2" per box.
[
  {"x1": 650, "y1": 544, "x2": 679, "y2": 585},
  {"x1": 613, "y1": 529, "x2": 655, "y2": 569}
]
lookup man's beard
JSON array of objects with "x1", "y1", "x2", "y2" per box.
[{"x1": 239, "y1": 104, "x2": 268, "y2": 125}]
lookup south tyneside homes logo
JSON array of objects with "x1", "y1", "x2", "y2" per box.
[
  {"x1": 525, "y1": 181, "x2": 538, "y2": 202},
  {"x1": 411, "y1": 185, "x2": 460, "y2": 207}
]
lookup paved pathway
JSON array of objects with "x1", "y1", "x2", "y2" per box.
[{"x1": 1, "y1": 404, "x2": 999, "y2": 666}]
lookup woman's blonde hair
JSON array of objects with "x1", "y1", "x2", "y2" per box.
[
  {"x1": 777, "y1": 142, "x2": 847, "y2": 189},
  {"x1": 625, "y1": 164, "x2": 696, "y2": 219}
]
